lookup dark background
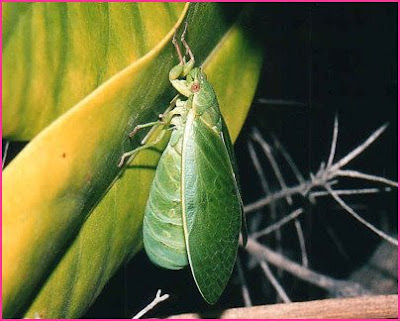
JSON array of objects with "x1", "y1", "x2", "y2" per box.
[{"x1": 69, "y1": 3, "x2": 397, "y2": 318}]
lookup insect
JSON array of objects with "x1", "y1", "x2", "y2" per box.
[{"x1": 119, "y1": 23, "x2": 246, "y2": 304}]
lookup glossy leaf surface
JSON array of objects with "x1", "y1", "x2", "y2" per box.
[{"x1": 3, "y1": 2, "x2": 185, "y2": 140}]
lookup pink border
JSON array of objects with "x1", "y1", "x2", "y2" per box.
[
  {"x1": 397, "y1": 1, "x2": 400, "y2": 318},
  {"x1": 1, "y1": 0, "x2": 399, "y2": 2},
  {"x1": 1, "y1": 1, "x2": 399, "y2": 320},
  {"x1": 1, "y1": 1, "x2": 3, "y2": 320}
]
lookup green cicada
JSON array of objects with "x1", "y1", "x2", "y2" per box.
[{"x1": 119, "y1": 24, "x2": 246, "y2": 304}]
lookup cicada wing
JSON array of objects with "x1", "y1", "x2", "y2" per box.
[
  {"x1": 181, "y1": 112, "x2": 242, "y2": 304},
  {"x1": 220, "y1": 116, "x2": 247, "y2": 246},
  {"x1": 143, "y1": 143, "x2": 188, "y2": 270}
]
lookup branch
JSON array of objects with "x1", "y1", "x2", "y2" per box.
[
  {"x1": 244, "y1": 184, "x2": 308, "y2": 213},
  {"x1": 251, "y1": 208, "x2": 304, "y2": 238},
  {"x1": 326, "y1": 115, "x2": 339, "y2": 168},
  {"x1": 294, "y1": 219, "x2": 308, "y2": 267},
  {"x1": 244, "y1": 123, "x2": 394, "y2": 214},
  {"x1": 132, "y1": 289, "x2": 169, "y2": 319},
  {"x1": 248, "y1": 139, "x2": 283, "y2": 256},
  {"x1": 259, "y1": 261, "x2": 291, "y2": 303},
  {"x1": 244, "y1": 122, "x2": 397, "y2": 247},
  {"x1": 336, "y1": 169, "x2": 398, "y2": 187},
  {"x1": 248, "y1": 140, "x2": 270, "y2": 196},
  {"x1": 252, "y1": 128, "x2": 293, "y2": 205},
  {"x1": 2, "y1": 140, "x2": 10, "y2": 169},
  {"x1": 310, "y1": 187, "x2": 387, "y2": 198},
  {"x1": 167, "y1": 295, "x2": 398, "y2": 319},
  {"x1": 245, "y1": 238, "x2": 370, "y2": 296},
  {"x1": 325, "y1": 184, "x2": 398, "y2": 246},
  {"x1": 329, "y1": 123, "x2": 388, "y2": 172},
  {"x1": 236, "y1": 257, "x2": 252, "y2": 307},
  {"x1": 273, "y1": 135, "x2": 305, "y2": 184}
]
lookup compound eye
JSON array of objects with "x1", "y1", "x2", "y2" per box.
[{"x1": 191, "y1": 82, "x2": 200, "y2": 92}]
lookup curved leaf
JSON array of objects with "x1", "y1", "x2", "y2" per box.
[
  {"x1": 2, "y1": 3, "x2": 263, "y2": 318},
  {"x1": 205, "y1": 21, "x2": 262, "y2": 141},
  {"x1": 3, "y1": 2, "x2": 185, "y2": 140}
]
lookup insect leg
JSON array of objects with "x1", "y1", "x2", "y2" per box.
[
  {"x1": 180, "y1": 22, "x2": 195, "y2": 76},
  {"x1": 118, "y1": 96, "x2": 182, "y2": 168},
  {"x1": 169, "y1": 22, "x2": 195, "y2": 81},
  {"x1": 118, "y1": 127, "x2": 169, "y2": 168},
  {"x1": 128, "y1": 121, "x2": 162, "y2": 139},
  {"x1": 169, "y1": 30, "x2": 185, "y2": 81},
  {"x1": 139, "y1": 95, "x2": 179, "y2": 145},
  {"x1": 181, "y1": 22, "x2": 195, "y2": 63},
  {"x1": 169, "y1": 24, "x2": 194, "y2": 96},
  {"x1": 172, "y1": 30, "x2": 184, "y2": 66}
]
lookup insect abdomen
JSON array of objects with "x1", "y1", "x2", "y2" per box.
[{"x1": 143, "y1": 142, "x2": 188, "y2": 270}]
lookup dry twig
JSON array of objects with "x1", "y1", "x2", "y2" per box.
[
  {"x1": 2, "y1": 140, "x2": 10, "y2": 169},
  {"x1": 252, "y1": 128, "x2": 293, "y2": 205},
  {"x1": 251, "y1": 208, "x2": 304, "y2": 239},
  {"x1": 325, "y1": 184, "x2": 397, "y2": 246},
  {"x1": 273, "y1": 135, "x2": 305, "y2": 184},
  {"x1": 245, "y1": 238, "x2": 370, "y2": 297},
  {"x1": 236, "y1": 257, "x2": 252, "y2": 307},
  {"x1": 245, "y1": 123, "x2": 394, "y2": 213},
  {"x1": 259, "y1": 261, "x2": 291, "y2": 303},
  {"x1": 310, "y1": 187, "x2": 390, "y2": 199},
  {"x1": 245, "y1": 121, "x2": 397, "y2": 246},
  {"x1": 132, "y1": 289, "x2": 169, "y2": 319},
  {"x1": 248, "y1": 139, "x2": 283, "y2": 270},
  {"x1": 167, "y1": 294, "x2": 398, "y2": 319},
  {"x1": 294, "y1": 219, "x2": 308, "y2": 267}
]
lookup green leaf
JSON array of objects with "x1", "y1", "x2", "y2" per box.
[
  {"x1": 2, "y1": 2, "x2": 185, "y2": 140},
  {"x1": 2, "y1": 3, "x2": 262, "y2": 318}
]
